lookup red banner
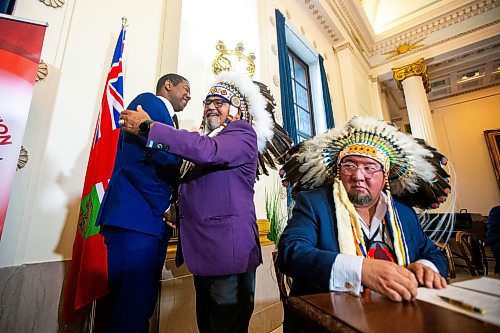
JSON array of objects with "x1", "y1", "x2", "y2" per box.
[{"x1": 0, "y1": 14, "x2": 46, "y2": 240}]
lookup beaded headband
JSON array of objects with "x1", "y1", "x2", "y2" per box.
[
  {"x1": 337, "y1": 143, "x2": 390, "y2": 174},
  {"x1": 207, "y1": 82, "x2": 253, "y2": 124},
  {"x1": 200, "y1": 71, "x2": 273, "y2": 152}
]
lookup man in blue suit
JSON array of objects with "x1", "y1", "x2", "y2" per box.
[
  {"x1": 278, "y1": 117, "x2": 450, "y2": 309},
  {"x1": 96, "y1": 73, "x2": 190, "y2": 333},
  {"x1": 487, "y1": 205, "x2": 500, "y2": 273}
]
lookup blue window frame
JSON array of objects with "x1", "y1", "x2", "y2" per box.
[{"x1": 288, "y1": 50, "x2": 315, "y2": 142}]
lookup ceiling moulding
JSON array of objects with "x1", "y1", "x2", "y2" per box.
[
  {"x1": 326, "y1": 0, "x2": 372, "y2": 51},
  {"x1": 333, "y1": 0, "x2": 499, "y2": 57},
  {"x1": 429, "y1": 81, "x2": 500, "y2": 102},
  {"x1": 371, "y1": 19, "x2": 500, "y2": 71},
  {"x1": 377, "y1": 35, "x2": 500, "y2": 82},
  {"x1": 350, "y1": 0, "x2": 466, "y2": 42},
  {"x1": 427, "y1": 38, "x2": 500, "y2": 76},
  {"x1": 299, "y1": 0, "x2": 345, "y2": 45},
  {"x1": 296, "y1": 0, "x2": 371, "y2": 70}
]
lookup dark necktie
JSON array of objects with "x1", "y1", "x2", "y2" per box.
[{"x1": 172, "y1": 114, "x2": 179, "y2": 129}]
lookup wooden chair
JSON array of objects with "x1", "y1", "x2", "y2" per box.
[
  {"x1": 272, "y1": 251, "x2": 293, "y2": 302},
  {"x1": 455, "y1": 231, "x2": 488, "y2": 276},
  {"x1": 434, "y1": 241, "x2": 456, "y2": 279}
]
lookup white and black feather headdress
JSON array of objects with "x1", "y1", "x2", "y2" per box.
[
  {"x1": 280, "y1": 116, "x2": 451, "y2": 210},
  {"x1": 184, "y1": 72, "x2": 293, "y2": 179}
]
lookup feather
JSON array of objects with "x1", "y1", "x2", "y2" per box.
[
  {"x1": 279, "y1": 117, "x2": 454, "y2": 211},
  {"x1": 253, "y1": 81, "x2": 294, "y2": 178}
]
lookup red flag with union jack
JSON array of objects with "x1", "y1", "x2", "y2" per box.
[{"x1": 63, "y1": 24, "x2": 126, "y2": 323}]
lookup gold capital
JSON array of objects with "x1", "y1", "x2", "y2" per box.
[{"x1": 391, "y1": 58, "x2": 431, "y2": 93}]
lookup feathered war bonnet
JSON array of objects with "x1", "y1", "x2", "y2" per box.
[
  {"x1": 282, "y1": 116, "x2": 451, "y2": 210},
  {"x1": 281, "y1": 116, "x2": 454, "y2": 264},
  {"x1": 200, "y1": 71, "x2": 274, "y2": 152}
]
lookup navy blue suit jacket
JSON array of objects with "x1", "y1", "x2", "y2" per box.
[
  {"x1": 96, "y1": 93, "x2": 180, "y2": 236},
  {"x1": 277, "y1": 185, "x2": 447, "y2": 296},
  {"x1": 487, "y1": 205, "x2": 500, "y2": 273}
]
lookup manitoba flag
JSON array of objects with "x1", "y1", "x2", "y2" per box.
[{"x1": 63, "y1": 23, "x2": 126, "y2": 323}]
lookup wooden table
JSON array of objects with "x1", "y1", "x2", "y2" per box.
[{"x1": 286, "y1": 290, "x2": 499, "y2": 333}]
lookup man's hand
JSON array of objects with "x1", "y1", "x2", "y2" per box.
[
  {"x1": 119, "y1": 105, "x2": 151, "y2": 135},
  {"x1": 361, "y1": 259, "x2": 418, "y2": 302},
  {"x1": 407, "y1": 262, "x2": 447, "y2": 289},
  {"x1": 163, "y1": 203, "x2": 178, "y2": 229}
]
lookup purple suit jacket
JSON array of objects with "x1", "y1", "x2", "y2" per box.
[{"x1": 148, "y1": 120, "x2": 262, "y2": 276}]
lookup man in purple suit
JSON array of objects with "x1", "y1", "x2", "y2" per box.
[{"x1": 119, "y1": 72, "x2": 274, "y2": 333}]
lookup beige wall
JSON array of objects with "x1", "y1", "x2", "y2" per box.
[
  {"x1": 431, "y1": 86, "x2": 500, "y2": 215},
  {"x1": 1, "y1": 0, "x2": 169, "y2": 267}
]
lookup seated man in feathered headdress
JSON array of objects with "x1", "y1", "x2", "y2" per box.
[{"x1": 278, "y1": 116, "x2": 452, "y2": 307}]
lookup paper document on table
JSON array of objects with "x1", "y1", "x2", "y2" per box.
[
  {"x1": 451, "y1": 277, "x2": 500, "y2": 297},
  {"x1": 416, "y1": 285, "x2": 500, "y2": 327}
]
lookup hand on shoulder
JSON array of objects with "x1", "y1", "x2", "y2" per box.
[{"x1": 120, "y1": 105, "x2": 152, "y2": 135}]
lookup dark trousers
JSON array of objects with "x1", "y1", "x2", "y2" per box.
[
  {"x1": 101, "y1": 225, "x2": 169, "y2": 333},
  {"x1": 193, "y1": 270, "x2": 256, "y2": 333}
]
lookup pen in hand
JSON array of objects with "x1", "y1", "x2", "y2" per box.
[{"x1": 438, "y1": 296, "x2": 485, "y2": 314}]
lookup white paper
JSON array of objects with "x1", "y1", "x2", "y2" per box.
[
  {"x1": 451, "y1": 277, "x2": 500, "y2": 297},
  {"x1": 416, "y1": 285, "x2": 500, "y2": 327}
]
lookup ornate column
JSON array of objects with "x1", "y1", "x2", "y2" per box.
[
  {"x1": 378, "y1": 86, "x2": 392, "y2": 122},
  {"x1": 335, "y1": 43, "x2": 358, "y2": 122},
  {"x1": 392, "y1": 58, "x2": 439, "y2": 147}
]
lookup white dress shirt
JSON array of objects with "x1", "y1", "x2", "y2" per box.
[
  {"x1": 157, "y1": 95, "x2": 176, "y2": 121},
  {"x1": 329, "y1": 193, "x2": 438, "y2": 295}
]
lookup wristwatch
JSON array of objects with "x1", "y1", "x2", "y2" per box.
[{"x1": 139, "y1": 120, "x2": 154, "y2": 136}]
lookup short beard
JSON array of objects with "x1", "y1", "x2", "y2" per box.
[
  {"x1": 206, "y1": 118, "x2": 221, "y2": 132},
  {"x1": 347, "y1": 192, "x2": 373, "y2": 206}
]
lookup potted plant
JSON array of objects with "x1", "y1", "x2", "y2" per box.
[{"x1": 265, "y1": 186, "x2": 287, "y2": 246}]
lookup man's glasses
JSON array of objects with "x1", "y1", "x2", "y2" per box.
[
  {"x1": 340, "y1": 162, "x2": 383, "y2": 177},
  {"x1": 202, "y1": 99, "x2": 228, "y2": 108}
]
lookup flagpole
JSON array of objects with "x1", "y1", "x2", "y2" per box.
[
  {"x1": 88, "y1": 300, "x2": 96, "y2": 333},
  {"x1": 89, "y1": 18, "x2": 127, "y2": 333}
]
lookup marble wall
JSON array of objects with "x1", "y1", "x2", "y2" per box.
[
  {"x1": 0, "y1": 245, "x2": 283, "y2": 332},
  {"x1": 0, "y1": 260, "x2": 87, "y2": 333}
]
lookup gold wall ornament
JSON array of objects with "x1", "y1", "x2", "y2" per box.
[
  {"x1": 17, "y1": 146, "x2": 28, "y2": 170},
  {"x1": 335, "y1": 42, "x2": 353, "y2": 52},
  {"x1": 271, "y1": 44, "x2": 278, "y2": 56},
  {"x1": 382, "y1": 38, "x2": 425, "y2": 59},
  {"x1": 273, "y1": 75, "x2": 279, "y2": 87},
  {"x1": 269, "y1": 16, "x2": 275, "y2": 27},
  {"x1": 211, "y1": 41, "x2": 256, "y2": 78},
  {"x1": 392, "y1": 58, "x2": 431, "y2": 93},
  {"x1": 36, "y1": 60, "x2": 48, "y2": 82},
  {"x1": 39, "y1": 0, "x2": 64, "y2": 8}
]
